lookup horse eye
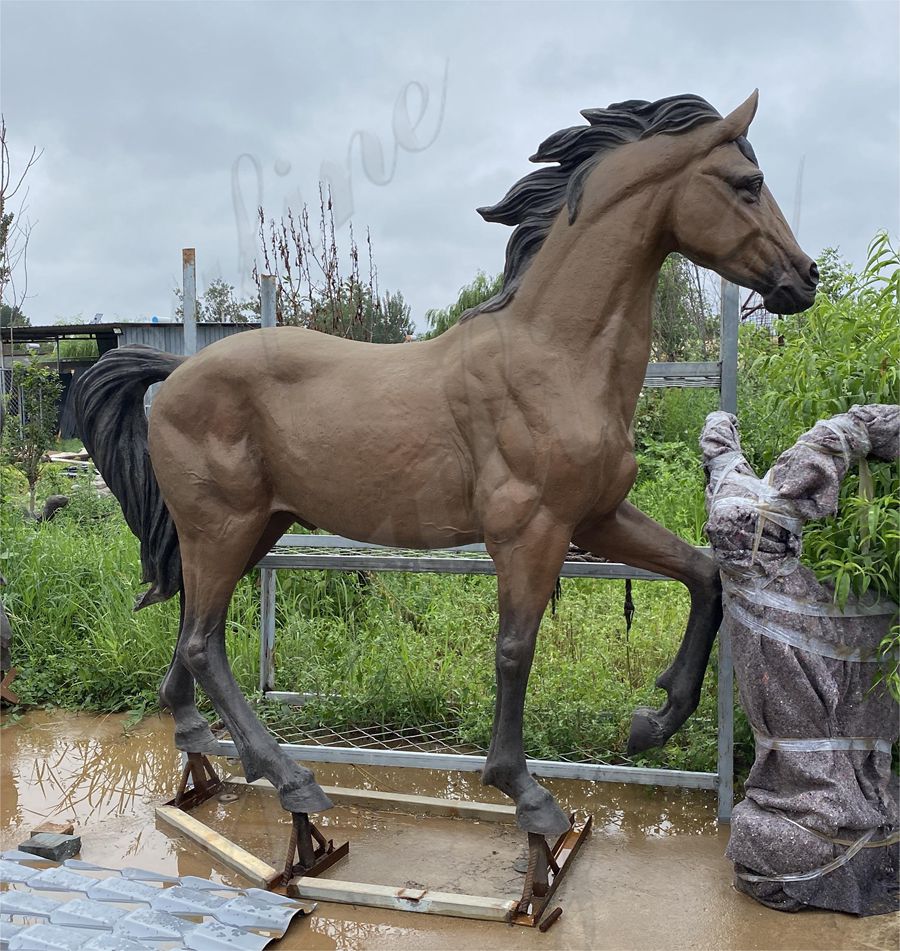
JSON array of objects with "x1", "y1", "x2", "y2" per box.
[{"x1": 737, "y1": 176, "x2": 764, "y2": 200}]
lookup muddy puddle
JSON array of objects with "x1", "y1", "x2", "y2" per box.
[{"x1": 1, "y1": 708, "x2": 897, "y2": 950}]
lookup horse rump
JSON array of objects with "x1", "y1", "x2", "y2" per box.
[{"x1": 73, "y1": 345, "x2": 185, "y2": 609}]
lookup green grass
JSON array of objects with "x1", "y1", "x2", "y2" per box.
[
  {"x1": 0, "y1": 498, "x2": 738, "y2": 775},
  {"x1": 54, "y1": 438, "x2": 87, "y2": 454}
]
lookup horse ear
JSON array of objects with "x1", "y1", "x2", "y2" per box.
[{"x1": 709, "y1": 90, "x2": 759, "y2": 147}]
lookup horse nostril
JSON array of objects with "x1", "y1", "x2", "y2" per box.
[{"x1": 809, "y1": 261, "x2": 819, "y2": 284}]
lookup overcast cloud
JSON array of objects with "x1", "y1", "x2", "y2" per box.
[{"x1": 2, "y1": 0, "x2": 898, "y2": 327}]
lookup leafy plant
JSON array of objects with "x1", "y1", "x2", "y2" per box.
[
  {"x1": 740, "y1": 233, "x2": 899, "y2": 697},
  {"x1": 1, "y1": 359, "x2": 63, "y2": 517},
  {"x1": 740, "y1": 234, "x2": 898, "y2": 597}
]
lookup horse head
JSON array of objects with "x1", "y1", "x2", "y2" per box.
[{"x1": 665, "y1": 91, "x2": 818, "y2": 314}]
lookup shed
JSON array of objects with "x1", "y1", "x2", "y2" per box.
[{"x1": 1, "y1": 321, "x2": 257, "y2": 439}]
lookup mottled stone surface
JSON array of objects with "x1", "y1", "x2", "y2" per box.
[{"x1": 701, "y1": 406, "x2": 899, "y2": 916}]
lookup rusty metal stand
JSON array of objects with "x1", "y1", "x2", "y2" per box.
[
  {"x1": 167, "y1": 752, "x2": 224, "y2": 810},
  {"x1": 282, "y1": 812, "x2": 350, "y2": 885},
  {"x1": 512, "y1": 814, "x2": 592, "y2": 928},
  {"x1": 162, "y1": 757, "x2": 348, "y2": 889},
  {"x1": 161, "y1": 766, "x2": 587, "y2": 925},
  {"x1": 0, "y1": 667, "x2": 20, "y2": 705}
]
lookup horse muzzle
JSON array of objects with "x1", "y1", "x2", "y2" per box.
[{"x1": 763, "y1": 260, "x2": 819, "y2": 315}]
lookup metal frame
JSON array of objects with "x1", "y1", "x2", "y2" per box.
[{"x1": 231, "y1": 283, "x2": 740, "y2": 822}]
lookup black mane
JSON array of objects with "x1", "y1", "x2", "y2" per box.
[{"x1": 463, "y1": 94, "x2": 730, "y2": 321}]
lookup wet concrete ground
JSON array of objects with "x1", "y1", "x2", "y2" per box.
[{"x1": 1, "y1": 709, "x2": 897, "y2": 950}]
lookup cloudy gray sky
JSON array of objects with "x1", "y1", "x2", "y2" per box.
[{"x1": 2, "y1": 0, "x2": 898, "y2": 328}]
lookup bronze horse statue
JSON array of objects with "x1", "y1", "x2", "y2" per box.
[{"x1": 75, "y1": 91, "x2": 817, "y2": 845}]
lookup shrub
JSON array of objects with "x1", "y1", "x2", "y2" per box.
[
  {"x1": 740, "y1": 233, "x2": 899, "y2": 697},
  {"x1": 1, "y1": 360, "x2": 63, "y2": 517}
]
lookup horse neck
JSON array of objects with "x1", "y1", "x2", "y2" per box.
[{"x1": 512, "y1": 190, "x2": 669, "y2": 375}]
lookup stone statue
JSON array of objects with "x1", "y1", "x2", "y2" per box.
[
  {"x1": 74, "y1": 92, "x2": 817, "y2": 880},
  {"x1": 702, "y1": 406, "x2": 899, "y2": 915}
]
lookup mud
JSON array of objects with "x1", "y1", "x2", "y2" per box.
[{"x1": 1, "y1": 709, "x2": 896, "y2": 950}]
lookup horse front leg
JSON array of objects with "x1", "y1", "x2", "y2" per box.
[
  {"x1": 573, "y1": 500, "x2": 722, "y2": 754},
  {"x1": 482, "y1": 513, "x2": 572, "y2": 836}
]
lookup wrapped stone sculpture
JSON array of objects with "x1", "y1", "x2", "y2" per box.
[{"x1": 701, "y1": 405, "x2": 899, "y2": 916}]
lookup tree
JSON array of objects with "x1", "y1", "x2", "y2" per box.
[
  {"x1": 373, "y1": 290, "x2": 414, "y2": 343},
  {"x1": 651, "y1": 254, "x2": 718, "y2": 362},
  {"x1": 0, "y1": 303, "x2": 29, "y2": 328},
  {"x1": 422, "y1": 271, "x2": 502, "y2": 338},
  {"x1": 1, "y1": 359, "x2": 63, "y2": 517},
  {"x1": 301, "y1": 284, "x2": 412, "y2": 343},
  {"x1": 815, "y1": 247, "x2": 856, "y2": 303},
  {"x1": 257, "y1": 186, "x2": 413, "y2": 343},
  {"x1": 0, "y1": 117, "x2": 41, "y2": 319},
  {"x1": 422, "y1": 258, "x2": 717, "y2": 355},
  {"x1": 173, "y1": 276, "x2": 256, "y2": 323}
]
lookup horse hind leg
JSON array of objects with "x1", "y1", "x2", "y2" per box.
[
  {"x1": 159, "y1": 513, "x2": 297, "y2": 754},
  {"x1": 574, "y1": 500, "x2": 722, "y2": 753},
  {"x1": 177, "y1": 531, "x2": 332, "y2": 815},
  {"x1": 158, "y1": 592, "x2": 219, "y2": 754}
]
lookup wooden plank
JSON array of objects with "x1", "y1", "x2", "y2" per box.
[
  {"x1": 155, "y1": 805, "x2": 279, "y2": 889},
  {"x1": 226, "y1": 777, "x2": 517, "y2": 823},
  {"x1": 287, "y1": 876, "x2": 517, "y2": 922}
]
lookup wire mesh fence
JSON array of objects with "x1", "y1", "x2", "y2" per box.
[{"x1": 219, "y1": 715, "x2": 627, "y2": 769}]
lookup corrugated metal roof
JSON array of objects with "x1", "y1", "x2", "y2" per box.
[{"x1": 119, "y1": 323, "x2": 254, "y2": 355}]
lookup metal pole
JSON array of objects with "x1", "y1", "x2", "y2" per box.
[
  {"x1": 719, "y1": 279, "x2": 739, "y2": 414},
  {"x1": 257, "y1": 276, "x2": 278, "y2": 691},
  {"x1": 259, "y1": 568, "x2": 277, "y2": 694},
  {"x1": 716, "y1": 278, "x2": 739, "y2": 822},
  {"x1": 260, "y1": 274, "x2": 276, "y2": 328},
  {"x1": 716, "y1": 618, "x2": 734, "y2": 822},
  {"x1": 183, "y1": 248, "x2": 197, "y2": 356}
]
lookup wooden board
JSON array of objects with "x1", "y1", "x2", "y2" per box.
[
  {"x1": 287, "y1": 876, "x2": 518, "y2": 922},
  {"x1": 226, "y1": 776, "x2": 517, "y2": 823},
  {"x1": 155, "y1": 804, "x2": 280, "y2": 889}
]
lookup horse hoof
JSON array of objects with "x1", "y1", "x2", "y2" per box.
[
  {"x1": 279, "y1": 781, "x2": 334, "y2": 815},
  {"x1": 627, "y1": 707, "x2": 668, "y2": 754},
  {"x1": 515, "y1": 785, "x2": 571, "y2": 836},
  {"x1": 174, "y1": 720, "x2": 220, "y2": 754}
]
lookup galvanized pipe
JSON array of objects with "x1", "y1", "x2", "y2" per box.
[
  {"x1": 182, "y1": 248, "x2": 197, "y2": 356},
  {"x1": 260, "y1": 274, "x2": 277, "y2": 328}
]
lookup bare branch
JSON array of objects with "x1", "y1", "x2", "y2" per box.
[{"x1": 1, "y1": 116, "x2": 42, "y2": 316}]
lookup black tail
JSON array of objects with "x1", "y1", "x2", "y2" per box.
[{"x1": 73, "y1": 345, "x2": 186, "y2": 609}]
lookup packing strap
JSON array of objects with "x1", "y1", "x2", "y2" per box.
[
  {"x1": 753, "y1": 731, "x2": 893, "y2": 756},
  {"x1": 736, "y1": 828, "x2": 876, "y2": 883},
  {"x1": 724, "y1": 595, "x2": 887, "y2": 663}
]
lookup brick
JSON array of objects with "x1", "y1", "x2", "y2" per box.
[
  {"x1": 18, "y1": 832, "x2": 82, "y2": 861},
  {"x1": 31, "y1": 820, "x2": 75, "y2": 836}
]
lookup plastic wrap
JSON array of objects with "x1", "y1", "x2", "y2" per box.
[{"x1": 701, "y1": 405, "x2": 899, "y2": 915}]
